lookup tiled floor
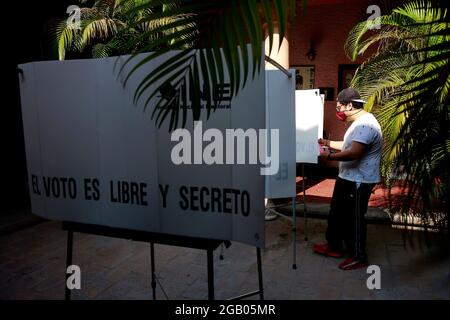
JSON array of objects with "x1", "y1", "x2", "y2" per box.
[{"x1": 0, "y1": 216, "x2": 449, "y2": 300}]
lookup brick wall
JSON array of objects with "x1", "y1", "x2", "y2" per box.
[{"x1": 289, "y1": 0, "x2": 374, "y2": 141}]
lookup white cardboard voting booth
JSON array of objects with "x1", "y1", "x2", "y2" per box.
[
  {"x1": 18, "y1": 48, "x2": 322, "y2": 250},
  {"x1": 295, "y1": 89, "x2": 324, "y2": 164},
  {"x1": 19, "y1": 53, "x2": 267, "y2": 247},
  {"x1": 265, "y1": 70, "x2": 296, "y2": 199},
  {"x1": 17, "y1": 48, "x2": 327, "y2": 301}
]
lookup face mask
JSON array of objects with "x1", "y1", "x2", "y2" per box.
[
  {"x1": 336, "y1": 110, "x2": 347, "y2": 121},
  {"x1": 336, "y1": 107, "x2": 362, "y2": 121}
]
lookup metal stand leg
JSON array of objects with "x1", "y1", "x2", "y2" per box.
[
  {"x1": 219, "y1": 243, "x2": 224, "y2": 260},
  {"x1": 150, "y1": 242, "x2": 156, "y2": 300},
  {"x1": 207, "y1": 249, "x2": 214, "y2": 300},
  {"x1": 302, "y1": 164, "x2": 308, "y2": 241},
  {"x1": 65, "y1": 230, "x2": 73, "y2": 301},
  {"x1": 228, "y1": 248, "x2": 265, "y2": 301},
  {"x1": 257, "y1": 248, "x2": 264, "y2": 300},
  {"x1": 292, "y1": 198, "x2": 297, "y2": 269}
]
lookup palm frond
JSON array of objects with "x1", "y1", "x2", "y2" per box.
[
  {"x1": 346, "y1": 0, "x2": 450, "y2": 231},
  {"x1": 119, "y1": 0, "x2": 299, "y2": 130}
]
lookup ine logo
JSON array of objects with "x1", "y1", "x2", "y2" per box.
[
  {"x1": 158, "y1": 82, "x2": 232, "y2": 109},
  {"x1": 66, "y1": 265, "x2": 81, "y2": 290},
  {"x1": 366, "y1": 265, "x2": 381, "y2": 290}
]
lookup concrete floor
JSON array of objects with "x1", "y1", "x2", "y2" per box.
[{"x1": 1, "y1": 212, "x2": 449, "y2": 300}]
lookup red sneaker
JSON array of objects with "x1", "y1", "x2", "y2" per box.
[
  {"x1": 313, "y1": 243, "x2": 344, "y2": 258},
  {"x1": 338, "y1": 258, "x2": 368, "y2": 270}
]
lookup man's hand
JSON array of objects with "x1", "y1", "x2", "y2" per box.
[
  {"x1": 319, "y1": 146, "x2": 331, "y2": 159},
  {"x1": 318, "y1": 138, "x2": 329, "y2": 147},
  {"x1": 320, "y1": 141, "x2": 367, "y2": 162}
]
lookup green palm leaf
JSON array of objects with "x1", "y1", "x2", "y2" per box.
[
  {"x1": 119, "y1": 0, "x2": 300, "y2": 131},
  {"x1": 346, "y1": 0, "x2": 450, "y2": 231},
  {"x1": 51, "y1": 0, "x2": 304, "y2": 130}
]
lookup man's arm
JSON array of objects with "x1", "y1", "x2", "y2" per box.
[
  {"x1": 320, "y1": 141, "x2": 367, "y2": 161},
  {"x1": 329, "y1": 140, "x2": 344, "y2": 151},
  {"x1": 318, "y1": 138, "x2": 344, "y2": 151}
]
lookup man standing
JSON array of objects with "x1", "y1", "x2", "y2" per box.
[{"x1": 314, "y1": 88, "x2": 382, "y2": 270}]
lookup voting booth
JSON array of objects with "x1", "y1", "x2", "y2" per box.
[
  {"x1": 18, "y1": 49, "x2": 323, "y2": 299},
  {"x1": 19, "y1": 54, "x2": 266, "y2": 248},
  {"x1": 295, "y1": 89, "x2": 324, "y2": 239},
  {"x1": 18, "y1": 50, "x2": 302, "y2": 299},
  {"x1": 296, "y1": 89, "x2": 324, "y2": 164}
]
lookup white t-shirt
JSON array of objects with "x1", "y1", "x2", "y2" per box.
[{"x1": 338, "y1": 113, "x2": 383, "y2": 183}]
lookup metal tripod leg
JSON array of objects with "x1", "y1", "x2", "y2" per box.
[
  {"x1": 302, "y1": 164, "x2": 308, "y2": 241},
  {"x1": 292, "y1": 197, "x2": 297, "y2": 269},
  {"x1": 150, "y1": 242, "x2": 156, "y2": 300},
  {"x1": 65, "y1": 230, "x2": 73, "y2": 301}
]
